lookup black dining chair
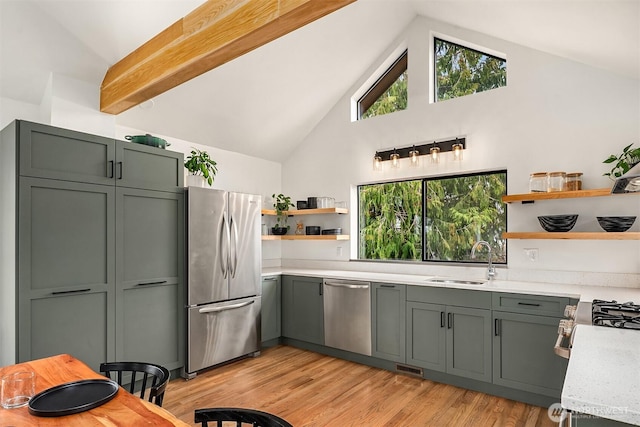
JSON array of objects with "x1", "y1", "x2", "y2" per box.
[
  {"x1": 194, "y1": 407, "x2": 293, "y2": 427},
  {"x1": 99, "y1": 361, "x2": 170, "y2": 407}
]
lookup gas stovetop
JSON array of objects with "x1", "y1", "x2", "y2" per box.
[{"x1": 592, "y1": 299, "x2": 640, "y2": 330}]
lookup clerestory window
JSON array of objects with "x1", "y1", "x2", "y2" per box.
[
  {"x1": 434, "y1": 38, "x2": 506, "y2": 102},
  {"x1": 357, "y1": 50, "x2": 408, "y2": 120}
]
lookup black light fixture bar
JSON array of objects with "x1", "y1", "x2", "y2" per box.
[{"x1": 377, "y1": 137, "x2": 466, "y2": 160}]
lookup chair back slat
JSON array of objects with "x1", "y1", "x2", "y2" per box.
[
  {"x1": 99, "y1": 361, "x2": 170, "y2": 407},
  {"x1": 194, "y1": 408, "x2": 293, "y2": 427}
]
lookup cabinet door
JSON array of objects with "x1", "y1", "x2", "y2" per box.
[
  {"x1": 116, "y1": 141, "x2": 183, "y2": 192},
  {"x1": 115, "y1": 188, "x2": 184, "y2": 370},
  {"x1": 493, "y1": 311, "x2": 568, "y2": 396},
  {"x1": 372, "y1": 283, "x2": 406, "y2": 362},
  {"x1": 261, "y1": 276, "x2": 281, "y2": 343},
  {"x1": 18, "y1": 178, "x2": 116, "y2": 366},
  {"x1": 28, "y1": 291, "x2": 111, "y2": 372},
  {"x1": 18, "y1": 120, "x2": 115, "y2": 185},
  {"x1": 281, "y1": 276, "x2": 324, "y2": 345},
  {"x1": 446, "y1": 306, "x2": 492, "y2": 382},
  {"x1": 406, "y1": 302, "x2": 446, "y2": 372}
]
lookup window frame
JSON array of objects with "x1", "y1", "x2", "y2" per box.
[
  {"x1": 356, "y1": 49, "x2": 408, "y2": 119},
  {"x1": 357, "y1": 169, "x2": 508, "y2": 265},
  {"x1": 433, "y1": 36, "x2": 507, "y2": 103}
]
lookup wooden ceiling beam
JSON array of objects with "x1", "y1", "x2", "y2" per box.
[{"x1": 100, "y1": 0, "x2": 356, "y2": 114}]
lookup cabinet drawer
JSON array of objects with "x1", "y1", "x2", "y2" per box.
[
  {"x1": 407, "y1": 286, "x2": 491, "y2": 309},
  {"x1": 492, "y1": 293, "x2": 570, "y2": 317}
]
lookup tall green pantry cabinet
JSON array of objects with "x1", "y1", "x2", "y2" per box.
[{"x1": 0, "y1": 120, "x2": 184, "y2": 372}]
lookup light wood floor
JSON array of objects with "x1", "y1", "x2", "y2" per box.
[{"x1": 163, "y1": 345, "x2": 555, "y2": 427}]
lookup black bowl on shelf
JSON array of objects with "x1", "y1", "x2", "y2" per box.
[
  {"x1": 596, "y1": 216, "x2": 636, "y2": 232},
  {"x1": 537, "y1": 214, "x2": 578, "y2": 232},
  {"x1": 271, "y1": 227, "x2": 288, "y2": 235}
]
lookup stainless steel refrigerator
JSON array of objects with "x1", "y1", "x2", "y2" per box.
[{"x1": 184, "y1": 187, "x2": 262, "y2": 378}]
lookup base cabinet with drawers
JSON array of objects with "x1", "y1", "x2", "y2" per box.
[
  {"x1": 492, "y1": 292, "x2": 570, "y2": 397},
  {"x1": 1, "y1": 120, "x2": 184, "y2": 371}
]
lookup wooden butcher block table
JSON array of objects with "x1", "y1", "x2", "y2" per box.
[{"x1": 0, "y1": 354, "x2": 189, "y2": 426}]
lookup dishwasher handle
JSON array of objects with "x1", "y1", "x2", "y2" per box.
[{"x1": 323, "y1": 279, "x2": 370, "y2": 290}]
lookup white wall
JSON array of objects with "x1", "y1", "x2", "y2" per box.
[{"x1": 281, "y1": 16, "x2": 640, "y2": 285}]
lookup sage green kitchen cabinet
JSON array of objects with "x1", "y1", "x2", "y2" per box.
[
  {"x1": 18, "y1": 120, "x2": 183, "y2": 192},
  {"x1": 115, "y1": 188, "x2": 184, "y2": 370},
  {"x1": 281, "y1": 275, "x2": 324, "y2": 345},
  {"x1": 3, "y1": 120, "x2": 183, "y2": 370},
  {"x1": 261, "y1": 276, "x2": 281, "y2": 344},
  {"x1": 372, "y1": 283, "x2": 406, "y2": 362},
  {"x1": 492, "y1": 292, "x2": 570, "y2": 397},
  {"x1": 17, "y1": 177, "x2": 116, "y2": 370},
  {"x1": 406, "y1": 286, "x2": 492, "y2": 382}
]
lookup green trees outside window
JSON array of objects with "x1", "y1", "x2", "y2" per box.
[
  {"x1": 435, "y1": 38, "x2": 506, "y2": 101},
  {"x1": 358, "y1": 171, "x2": 507, "y2": 263},
  {"x1": 361, "y1": 70, "x2": 408, "y2": 120}
]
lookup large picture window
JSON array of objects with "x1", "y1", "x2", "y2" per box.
[{"x1": 358, "y1": 171, "x2": 507, "y2": 263}]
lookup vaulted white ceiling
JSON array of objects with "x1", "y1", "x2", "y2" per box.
[{"x1": 1, "y1": 0, "x2": 638, "y2": 161}]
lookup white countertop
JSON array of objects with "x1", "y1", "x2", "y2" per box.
[
  {"x1": 262, "y1": 266, "x2": 640, "y2": 425},
  {"x1": 262, "y1": 267, "x2": 640, "y2": 302},
  {"x1": 562, "y1": 325, "x2": 640, "y2": 425}
]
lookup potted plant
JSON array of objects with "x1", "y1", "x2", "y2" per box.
[
  {"x1": 603, "y1": 143, "x2": 640, "y2": 179},
  {"x1": 185, "y1": 148, "x2": 218, "y2": 187},
  {"x1": 272, "y1": 193, "x2": 294, "y2": 235}
]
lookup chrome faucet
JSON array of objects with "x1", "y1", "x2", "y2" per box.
[{"x1": 471, "y1": 240, "x2": 496, "y2": 280}]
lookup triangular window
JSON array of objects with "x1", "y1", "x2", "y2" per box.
[{"x1": 357, "y1": 50, "x2": 408, "y2": 120}]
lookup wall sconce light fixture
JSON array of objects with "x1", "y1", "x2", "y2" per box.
[{"x1": 372, "y1": 137, "x2": 466, "y2": 171}]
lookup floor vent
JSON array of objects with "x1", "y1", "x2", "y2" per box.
[{"x1": 395, "y1": 364, "x2": 423, "y2": 377}]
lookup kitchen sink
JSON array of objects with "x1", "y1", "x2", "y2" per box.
[{"x1": 425, "y1": 278, "x2": 486, "y2": 285}]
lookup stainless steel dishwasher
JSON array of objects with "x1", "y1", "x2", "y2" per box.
[{"x1": 323, "y1": 279, "x2": 371, "y2": 356}]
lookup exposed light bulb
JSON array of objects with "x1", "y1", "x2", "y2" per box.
[
  {"x1": 430, "y1": 145, "x2": 440, "y2": 164},
  {"x1": 373, "y1": 152, "x2": 383, "y2": 172},
  {"x1": 409, "y1": 146, "x2": 420, "y2": 167},
  {"x1": 452, "y1": 143, "x2": 463, "y2": 161},
  {"x1": 390, "y1": 150, "x2": 400, "y2": 168}
]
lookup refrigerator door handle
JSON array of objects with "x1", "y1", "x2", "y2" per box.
[
  {"x1": 230, "y1": 215, "x2": 239, "y2": 278},
  {"x1": 198, "y1": 300, "x2": 255, "y2": 314},
  {"x1": 220, "y1": 212, "x2": 229, "y2": 279}
]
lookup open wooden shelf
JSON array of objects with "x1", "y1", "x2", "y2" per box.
[
  {"x1": 261, "y1": 208, "x2": 348, "y2": 216},
  {"x1": 502, "y1": 188, "x2": 613, "y2": 203},
  {"x1": 503, "y1": 232, "x2": 640, "y2": 240},
  {"x1": 262, "y1": 234, "x2": 350, "y2": 241}
]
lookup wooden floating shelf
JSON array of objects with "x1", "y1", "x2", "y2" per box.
[
  {"x1": 503, "y1": 232, "x2": 640, "y2": 240},
  {"x1": 261, "y1": 208, "x2": 348, "y2": 216},
  {"x1": 262, "y1": 235, "x2": 350, "y2": 241},
  {"x1": 502, "y1": 188, "x2": 614, "y2": 203}
]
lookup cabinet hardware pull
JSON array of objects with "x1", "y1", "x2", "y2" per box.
[
  {"x1": 495, "y1": 318, "x2": 501, "y2": 336},
  {"x1": 440, "y1": 312, "x2": 445, "y2": 328},
  {"x1": 137, "y1": 280, "x2": 167, "y2": 286},
  {"x1": 117, "y1": 161, "x2": 123, "y2": 179},
  {"x1": 447, "y1": 312, "x2": 453, "y2": 329},
  {"x1": 51, "y1": 288, "x2": 91, "y2": 296},
  {"x1": 319, "y1": 283, "x2": 323, "y2": 296},
  {"x1": 108, "y1": 160, "x2": 114, "y2": 178},
  {"x1": 517, "y1": 302, "x2": 541, "y2": 307},
  {"x1": 263, "y1": 277, "x2": 277, "y2": 281},
  {"x1": 380, "y1": 284, "x2": 395, "y2": 288}
]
